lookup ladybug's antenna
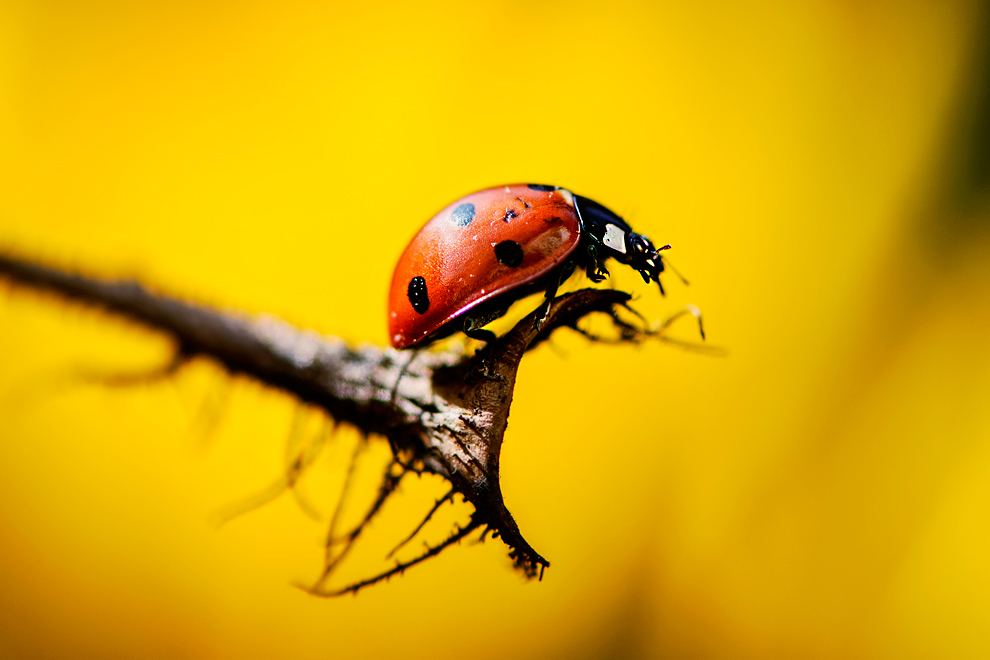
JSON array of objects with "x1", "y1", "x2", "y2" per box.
[
  {"x1": 663, "y1": 259, "x2": 691, "y2": 286},
  {"x1": 645, "y1": 244, "x2": 672, "y2": 296},
  {"x1": 644, "y1": 244, "x2": 671, "y2": 271},
  {"x1": 650, "y1": 245, "x2": 689, "y2": 288},
  {"x1": 662, "y1": 256, "x2": 690, "y2": 287}
]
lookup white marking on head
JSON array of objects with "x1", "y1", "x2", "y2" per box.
[
  {"x1": 603, "y1": 223, "x2": 627, "y2": 253},
  {"x1": 557, "y1": 188, "x2": 574, "y2": 206}
]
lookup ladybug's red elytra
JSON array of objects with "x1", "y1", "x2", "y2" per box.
[{"x1": 388, "y1": 184, "x2": 671, "y2": 349}]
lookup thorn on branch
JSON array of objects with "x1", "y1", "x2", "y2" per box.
[
  {"x1": 386, "y1": 488, "x2": 456, "y2": 559},
  {"x1": 314, "y1": 459, "x2": 407, "y2": 591},
  {"x1": 301, "y1": 516, "x2": 484, "y2": 598},
  {"x1": 72, "y1": 345, "x2": 190, "y2": 387}
]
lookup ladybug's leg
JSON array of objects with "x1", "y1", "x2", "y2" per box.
[
  {"x1": 462, "y1": 315, "x2": 497, "y2": 346},
  {"x1": 533, "y1": 266, "x2": 569, "y2": 331},
  {"x1": 584, "y1": 244, "x2": 610, "y2": 283},
  {"x1": 462, "y1": 301, "x2": 510, "y2": 348},
  {"x1": 462, "y1": 315, "x2": 502, "y2": 378},
  {"x1": 463, "y1": 327, "x2": 497, "y2": 345},
  {"x1": 532, "y1": 282, "x2": 558, "y2": 331}
]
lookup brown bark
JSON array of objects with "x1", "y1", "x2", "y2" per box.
[{"x1": 0, "y1": 252, "x2": 650, "y2": 595}]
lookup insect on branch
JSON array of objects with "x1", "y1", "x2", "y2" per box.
[{"x1": 0, "y1": 252, "x2": 681, "y2": 594}]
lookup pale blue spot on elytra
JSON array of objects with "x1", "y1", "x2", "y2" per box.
[{"x1": 451, "y1": 203, "x2": 475, "y2": 227}]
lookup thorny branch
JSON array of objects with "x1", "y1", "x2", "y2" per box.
[{"x1": 0, "y1": 252, "x2": 685, "y2": 595}]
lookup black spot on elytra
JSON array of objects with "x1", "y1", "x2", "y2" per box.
[
  {"x1": 502, "y1": 208, "x2": 518, "y2": 222},
  {"x1": 527, "y1": 184, "x2": 557, "y2": 192},
  {"x1": 494, "y1": 240, "x2": 524, "y2": 268},
  {"x1": 516, "y1": 196, "x2": 532, "y2": 209},
  {"x1": 407, "y1": 276, "x2": 429, "y2": 314},
  {"x1": 451, "y1": 203, "x2": 475, "y2": 226}
]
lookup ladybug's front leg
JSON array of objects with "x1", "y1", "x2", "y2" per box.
[{"x1": 584, "y1": 244, "x2": 610, "y2": 283}]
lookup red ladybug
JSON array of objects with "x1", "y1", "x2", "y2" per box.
[{"x1": 388, "y1": 184, "x2": 670, "y2": 349}]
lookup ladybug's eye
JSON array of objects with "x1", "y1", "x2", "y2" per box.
[{"x1": 629, "y1": 234, "x2": 656, "y2": 257}]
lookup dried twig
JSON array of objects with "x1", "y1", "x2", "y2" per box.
[{"x1": 0, "y1": 252, "x2": 652, "y2": 592}]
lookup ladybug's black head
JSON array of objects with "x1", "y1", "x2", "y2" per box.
[
  {"x1": 627, "y1": 233, "x2": 671, "y2": 295},
  {"x1": 572, "y1": 193, "x2": 673, "y2": 296}
]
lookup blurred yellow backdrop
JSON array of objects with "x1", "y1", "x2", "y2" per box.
[{"x1": 2, "y1": 1, "x2": 989, "y2": 658}]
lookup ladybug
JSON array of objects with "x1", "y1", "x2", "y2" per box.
[{"x1": 388, "y1": 184, "x2": 671, "y2": 349}]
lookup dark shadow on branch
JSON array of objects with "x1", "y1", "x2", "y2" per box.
[{"x1": 0, "y1": 253, "x2": 680, "y2": 594}]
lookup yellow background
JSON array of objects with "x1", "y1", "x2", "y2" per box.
[{"x1": 2, "y1": 1, "x2": 989, "y2": 658}]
